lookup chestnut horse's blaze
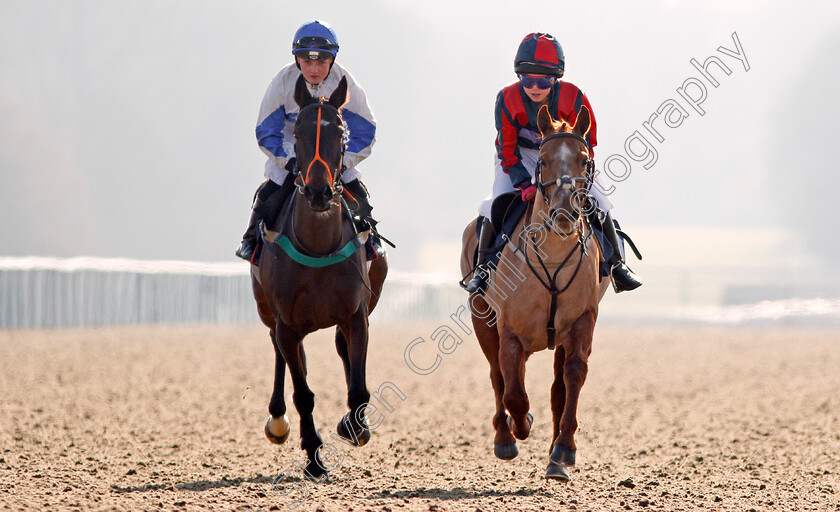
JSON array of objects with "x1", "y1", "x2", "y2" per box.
[{"x1": 460, "y1": 105, "x2": 610, "y2": 482}]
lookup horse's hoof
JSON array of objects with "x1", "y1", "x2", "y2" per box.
[
  {"x1": 549, "y1": 444, "x2": 576, "y2": 466},
  {"x1": 494, "y1": 443, "x2": 519, "y2": 460},
  {"x1": 545, "y1": 461, "x2": 571, "y2": 481},
  {"x1": 336, "y1": 412, "x2": 370, "y2": 447},
  {"x1": 303, "y1": 459, "x2": 329, "y2": 483},
  {"x1": 265, "y1": 415, "x2": 291, "y2": 445}
]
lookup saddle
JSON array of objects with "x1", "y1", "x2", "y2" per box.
[{"x1": 471, "y1": 192, "x2": 528, "y2": 268}]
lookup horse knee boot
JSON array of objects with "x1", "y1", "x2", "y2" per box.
[
  {"x1": 464, "y1": 217, "x2": 494, "y2": 294},
  {"x1": 600, "y1": 211, "x2": 642, "y2": 293}
]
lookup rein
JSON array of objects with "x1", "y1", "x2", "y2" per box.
[{"x1": 515, "y1": 130, "x2": 595, "y2": 350}]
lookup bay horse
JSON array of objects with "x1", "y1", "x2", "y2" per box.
[
  {"x1": 251, "y1": 75, "x2": 388, "y2": 480},
  {"x1": 460, "y1": 105, "x2": 609, "y2": 481}
]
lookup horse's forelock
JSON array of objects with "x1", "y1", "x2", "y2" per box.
[{"x1": 549, "y1": 118, "x2": 574, "y2": 135}]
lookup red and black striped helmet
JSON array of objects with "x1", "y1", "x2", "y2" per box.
[{"x1": 514, "y1": 33, "x2": 565, "y2": 78}]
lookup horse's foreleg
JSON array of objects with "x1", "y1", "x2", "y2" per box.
[
  {"x1": 551, "y1": 311, "x2": 595, "y2": 469},
  {"x1": 471, "y1": 303, "x2": 517, "y2": 459},
  {"x1": 265, "y1": 329, "x2": 291, "y2": 445},
  {"x1": 546, "y1": 345, "x2": 571, "y2": 481},
  {"x1": 336, "y1": 307, "x2": 372, "y2": 447},
  {"x1": 499, "y1": 329, "x2": 532, "y2": 441},
  {"x1": 275, "y1": 322, "x2": 327, "y2": 481}
]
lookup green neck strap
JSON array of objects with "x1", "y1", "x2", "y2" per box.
[{"x1": 272, "y1": 234, "x2": 364, "y2": 268}]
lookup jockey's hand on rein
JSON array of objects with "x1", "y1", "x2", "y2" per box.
[{"x1": 519, "y1": 184, "x2": 537, "y2": 202}]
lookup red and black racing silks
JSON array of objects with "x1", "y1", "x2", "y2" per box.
[{"x1": 494, "y1": 80, "x2": 598, "y2": 190}]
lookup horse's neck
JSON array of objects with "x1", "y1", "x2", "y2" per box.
[{"x1": 291, "y1": 195, "x2": 344, "y2": 255}]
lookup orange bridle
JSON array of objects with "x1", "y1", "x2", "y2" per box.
[
  {"x1": 303, "y1": 107, "x2": 331, "y2": 185},
  {"x1": 299, "y1": 104, "x2": 344, "y2": 187}
]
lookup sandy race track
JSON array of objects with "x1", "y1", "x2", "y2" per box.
[{"x1": 1, "y1": 322, "x2": 838, "y2": 511}]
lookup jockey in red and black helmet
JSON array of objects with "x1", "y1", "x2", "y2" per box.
[
  {"x1": 497, "y1": 33, "x2": 597, "y2": 201},
  {"x1": 465, "y1": 32, "x2": 642, "y2": 295}
]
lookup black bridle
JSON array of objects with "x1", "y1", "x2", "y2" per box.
[
  {"x1": 521, "y1": 130, "x2": 596, "y2": 350},
  {"x1": 533, "y1": 131, "x2": 595, "y2": 212}
]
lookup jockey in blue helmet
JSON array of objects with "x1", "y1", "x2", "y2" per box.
[
  {"x1": 236, "y1": 20, "x2": 382, "y2": 263},
  {"x1": 292, "y1": 20, "x2": 339, "y2": 62}
]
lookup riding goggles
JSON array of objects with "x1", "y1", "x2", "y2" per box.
[
  {"x1": 518, "y1": 74, "x2": 557, "y2": 90},
  {"x1": 293, "y1": 36, "x2": 339, "y2": 53}
]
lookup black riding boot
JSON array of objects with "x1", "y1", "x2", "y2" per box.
[
  {"x1": 235, "y1": 178, "x2": 293, "y2": 262},
  {"x1": 342, "y1": 178, "x2": 385, "y2": 260},
  {"x1": 599, "y1": 210, "x2": 643, "y2": 293},
  {"x1": 464, "y1": 217, "x2": 494, "y2": 294}
]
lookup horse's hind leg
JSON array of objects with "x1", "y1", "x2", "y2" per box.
[
  {"x1": 550, "y1": 345, "x2": 568, "y2": 449},
  {"x1": 334, "y1": 326, "x2": 351, "y2": 388},
  {"x1": 471, "y1": 301, "x2": 517, "y2": 459},
  {"x1": 265, "y1": 329, "x2": 291, "y2": 445},
  {"x1": 275, "y1": 322, "x2": 327, "y2": 481},
  {"x1": 550, "y1": 311, "x2": 595, "y2": 473},
  {"x1": 366, "y1": 254, "x2": 388, "y2": 313},
  {"x1": 335, "y1": 306, "x2": 372, "y2": 447}
]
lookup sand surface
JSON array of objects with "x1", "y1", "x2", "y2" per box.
[{"x1": 1, "y1": 322, "x2": 839, "y2": 511}]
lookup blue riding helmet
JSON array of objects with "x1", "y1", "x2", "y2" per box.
[
  {"x1": 514, "y1": 32, "x2": 564, "y2": 78},
  {"x1": 292, "y1": 20, "x2": 339, "y2": 60}
]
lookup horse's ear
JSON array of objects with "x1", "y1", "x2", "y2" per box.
[
  {"x1": 538, "y1": 105, "x2": 555, "y2": 136},
  {"x1": 574, "y1": 105, "x2": 592, "y2": 139},
  {"x1": 327, "y1": 76, "x2": 348, "y2": 110},
  {"x1": 294, "y1": 75, "x2": 314, "y2": 109}
]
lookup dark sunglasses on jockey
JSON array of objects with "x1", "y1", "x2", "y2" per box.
[
  {"x1": 293, "y1": 36, "x2": 338, "y2": 53},
  {"x1": 518, "y1": 73, "x2": 557, "y2": 90}
]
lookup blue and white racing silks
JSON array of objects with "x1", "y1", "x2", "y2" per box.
[{"x1": 256, "y1": 61, "x2": 377, "y2": 185}]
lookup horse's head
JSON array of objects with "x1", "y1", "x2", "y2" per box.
[
  {"x1": 535, "y1": 104, "x2": 593, "y2": 234},
  {"x1": 293, "y1": 75, "x2": 348, "y2": 212}
]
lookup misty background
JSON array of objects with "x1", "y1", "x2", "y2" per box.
[{"x1": 2, "y1": 1, "x2": 840, "y2": 316}]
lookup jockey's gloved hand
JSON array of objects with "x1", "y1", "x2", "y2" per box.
[
  {"x1": 285, "y1": 157, "x2": 298, "y2": 174},
  {"x1": 518, "y1": 182, "x2": 537, "y2": 202}
]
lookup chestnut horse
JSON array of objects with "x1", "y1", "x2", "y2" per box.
[
  {"x1": 460, "y1": 105, "x2": 609, "y2": 481},
  {"x1": 251, "y1": 76, "x2": 388, "y2": 480}
]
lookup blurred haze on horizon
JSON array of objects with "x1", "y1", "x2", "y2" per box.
[{"x1": 2, "y1": 0, "x2": 839, "y2": 291}]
